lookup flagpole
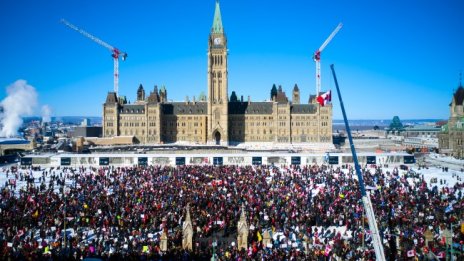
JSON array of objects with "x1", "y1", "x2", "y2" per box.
[{"x1": 330, "y1": 64, "x2": 386, "y2": 260}]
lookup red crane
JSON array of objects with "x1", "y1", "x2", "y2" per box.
[{"x1": 61, "y1": 19, "x2": 127, "y2": 97}]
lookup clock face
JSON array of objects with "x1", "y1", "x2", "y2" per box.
[{"x1": 214, "y1": 37, "x2": 222, "y2": 45}]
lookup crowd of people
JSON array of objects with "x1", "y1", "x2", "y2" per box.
[{"x1": 0, "y1": 162, "x2": 463, "y2": 260}]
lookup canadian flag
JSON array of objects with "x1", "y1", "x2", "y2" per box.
[
  {"x1": 324, "y1": 244, "x2": 332, "y2": 256},
  {"x1": 317, "y1": 90, "x2": 332, "y2": 106},
  {"x1": 407, "y1": 249, "x2": 416, "y2": 257},
  {"x1": 437, "y1": 251, "x2": 445, "y2": 259}
]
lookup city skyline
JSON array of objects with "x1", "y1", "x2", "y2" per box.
[{"x1": 0, "y1": 0, "x2": 463, "y2": 119}]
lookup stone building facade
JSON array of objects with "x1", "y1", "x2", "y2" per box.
[
  {"x1": 102, "y1": 1, "x2": 332, "y2": 145},
  {"x1": 438, "y1": 85, "x2": 464, "y2": 158}
]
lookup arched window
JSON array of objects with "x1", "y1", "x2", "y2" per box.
[{"x1": 218, "y1": 80, "x2": 222, "y2": 98}]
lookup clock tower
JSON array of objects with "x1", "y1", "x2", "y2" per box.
[{"x1": 208, "y1": 0, "x2": 228, "y2": 145}]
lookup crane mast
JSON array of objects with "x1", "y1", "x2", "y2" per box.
[
  {"x1": 313, "y1": 23, "x2": 342, "y2": 96},
  {"x1": 61, "y1": 19, "x2": 127, "y2": 97}
]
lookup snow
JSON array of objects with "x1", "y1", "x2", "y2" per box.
[
  {"x1": 427, "y1": 153, "x2": 464, "y2": 166},
  {"x1": 0, "y1": 166, "x2": 82, "y2": 196}
]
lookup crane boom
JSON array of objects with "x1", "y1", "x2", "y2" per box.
[
  {"x1": 60, "y1": 19, "x2": 127, "y2": 97},
  {"x1": 61, "y1": 19, "x2": 115, "y2": 52},
  {"x1": 318, "y1": 23, "x2": 343, "y2": 53},
  {"x1": 330, "y1": 64, "x2": 386, "y2": 261},
  {"x1": 313, "y1": 23, "x2": 342, "y2": 96}
]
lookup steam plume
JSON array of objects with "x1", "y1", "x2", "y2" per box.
[
  {"x1": 0, "y1": 80, "x2": 38, "y2": 137},
  {"x1": 41, "y1": 105, "x2": 52, "y2": 124}
]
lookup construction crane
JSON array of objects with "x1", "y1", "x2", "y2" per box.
[
  {"x1": 330, "y1": 64, "x2": 386, "y2": 260},
  {"x1": 313, "y1": 23, "x2": 342, "y2": 96},
  {"x1": 61, "y1": 19, "x2": 127, "y2": 97}
]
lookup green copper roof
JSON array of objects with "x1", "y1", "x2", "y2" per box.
[
  {"x1": 212, "y1": 0, "x2": 223, "y2": 33},
  {"x1": 119, "y1": 95, "x2": 127, "y2": 104},
  {"x1": 458, "y1": 117, "x2": 464, "y2": 129},
  {"x1": 441, "y1": 123, "x2": 448, "y2": 132}
]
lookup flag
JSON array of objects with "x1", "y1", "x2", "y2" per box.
[
  {"x1": 317, "y1": 90, "x2": 331, "y2": 106},
  {"x1": 32, "y1": 209, "x2": 39, "y2": 218},
  {"x1": 407, "y1": 249, "x2": 415, "y2": 257},
  {"x1": 437, "y1": 251, "x2": 445, "y2": 259},
  {"x1": 257, "y1": 231, "x2": 262, "y2": 242},
  {"x1": 324, "y1": 244, "x2": 332, "y2": 256},
  {"x1": 16, "y1": 229, "x2": 25, "y2": 238},
  {"x1": 142, "y1": 245, "x2": 149, "y2": 253},
  {"x1": 445, "y1": 204, "x2": 453, "y2": 213}
]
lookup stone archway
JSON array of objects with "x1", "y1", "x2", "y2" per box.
[{"x1": 214, "y1": 131, "x2": 221, "y2": 145}]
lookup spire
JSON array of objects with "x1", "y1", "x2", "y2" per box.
[
  {"x1": 240, "y1": 203, "x2": 246, "y2": 221},
  {"x1": 185, "y1": 204, "x2": 191, "y2": 223},
  {"x1": 212, "y1": 0, "x2": 223, "y2": 33}
]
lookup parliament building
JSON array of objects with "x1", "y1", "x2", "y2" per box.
[
  {"x1": 103, "y1": 1, "x2": 332, "y2": 145},
  {"x1": 438, "y1": 84, "x2": 464, "y2": 158}
]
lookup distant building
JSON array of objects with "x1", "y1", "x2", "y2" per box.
[
  {"x1": 403, "y1": 125, "x2": 441, "y2": 138},
  {"x1": 81, "y1": 118, "x2": 91, "y2": 127},
  {"x1": 438, "y1": 85, "x2": 464, "y2": 158},
  {"x1": 0, "y1": 138, "x2": 34, "y2": 156},
  {"x1": 72, "y1": 126, "x2": 102, "y2": 138},
  {"x1": 102, "y1": 1, "x2": 332, "y2": 145}
]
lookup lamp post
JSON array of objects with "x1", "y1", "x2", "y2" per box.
[
  {"x1": 450, "y1": 224, "x2": 455, "y2": 260},
  {"x1": 212, "y1": 236, "x2": 217, "y2": 261},
  {"x1": 212, "y1": 216, "x2": 217, "y2": 261}
]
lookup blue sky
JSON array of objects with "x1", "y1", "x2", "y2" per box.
[{"x1": 0, "y1": 0, "x2": 463, "y2": 119}]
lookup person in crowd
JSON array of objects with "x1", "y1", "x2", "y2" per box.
[{"x1": 0, "y1": 163, "x2": 462, "y2": 260}]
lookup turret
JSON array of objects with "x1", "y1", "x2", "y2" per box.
[
  {"x1": 137, "y1": 84, "x2": 145, "y2": 101},
  {"x1": 292, "y1": 84, "x2": 300, "y2": 104}
]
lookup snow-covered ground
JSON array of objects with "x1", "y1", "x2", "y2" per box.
[
  {"x1": 0, "y1": 166, "x2": 81, "y2": 197},
  {"x1": 428, "y1": 153, "x2": 463, "y2": 164}
]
